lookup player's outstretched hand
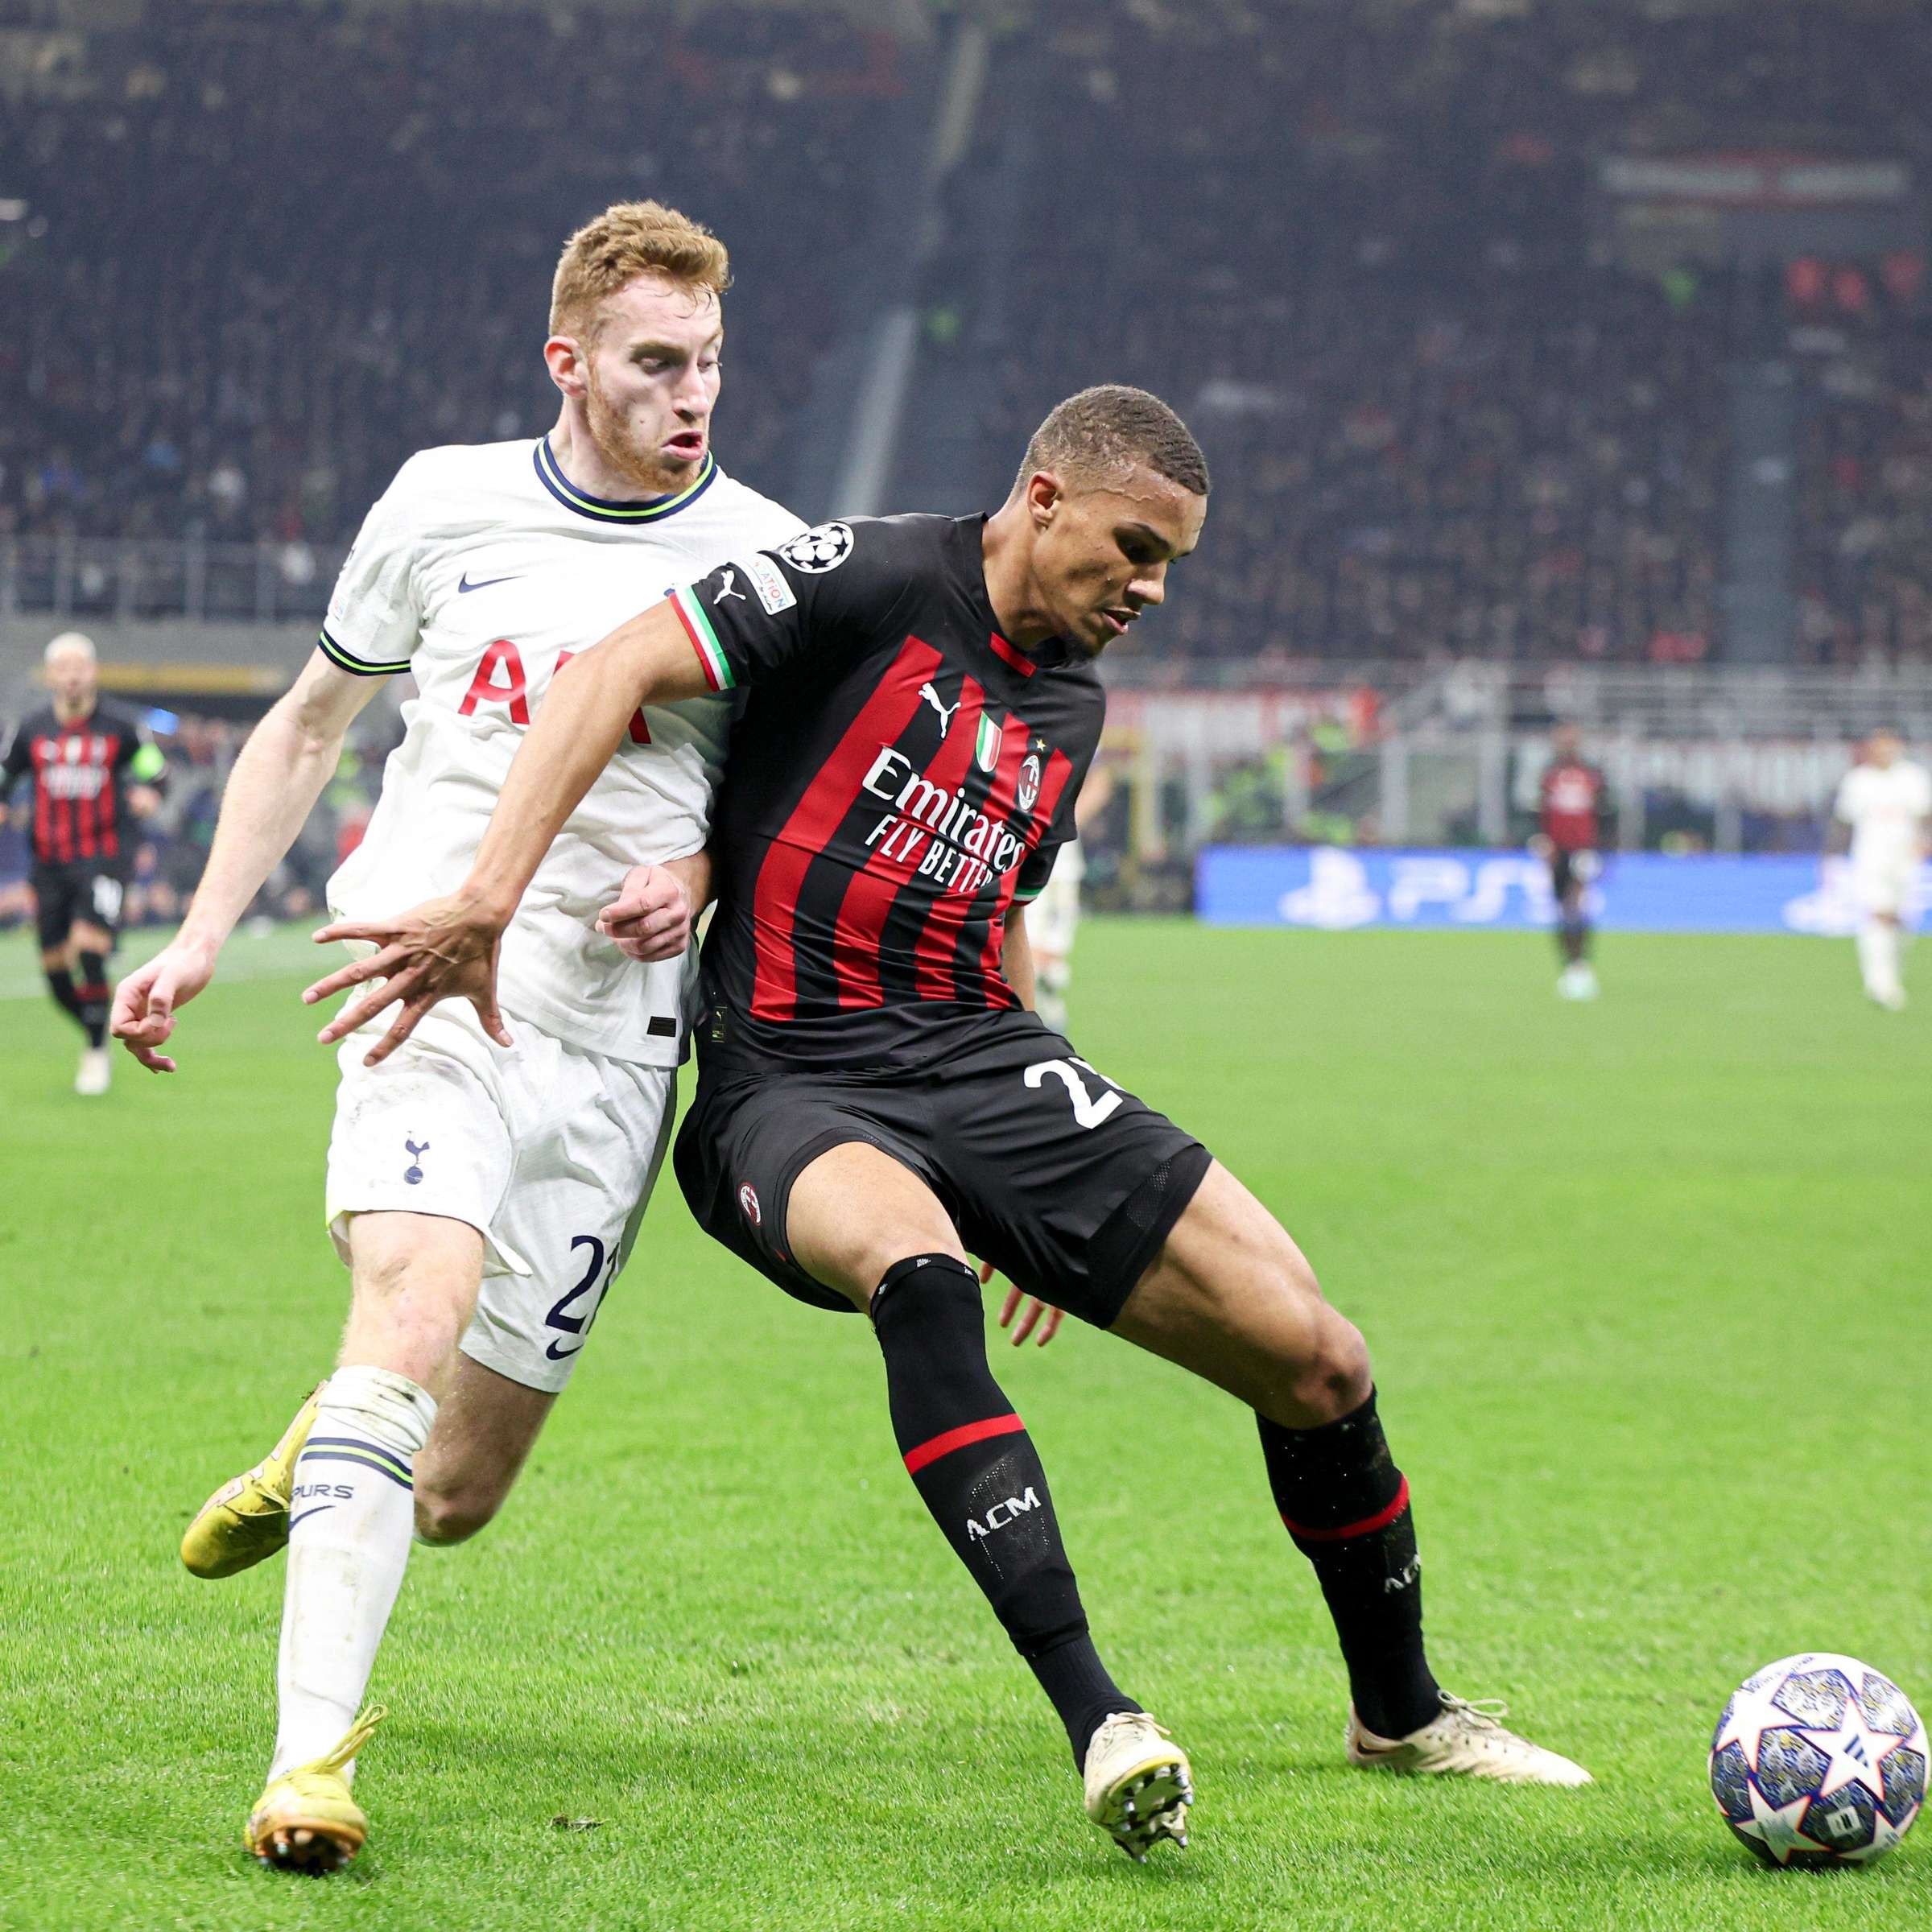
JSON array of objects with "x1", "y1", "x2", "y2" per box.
[
  {"x1": 305, "y1": 894, "x2": 510, "y2": 1067},
  {"x1": 981, "y1": 1259, "x2": 1066, "y2": 1348},
  {"x1": 110, "y1": 935, "x2": 217, "y2": 1074},
  {"x1": 596, "y1": 864, "x2": 694, "y2": 963}
]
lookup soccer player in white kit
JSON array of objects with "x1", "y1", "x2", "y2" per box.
[
  {"x1": 110, "y1": 202, "x2": 803, "y2": 1870},
  {"x1": 1831, "y1": 727, "x2": 1931, "y2": 1010},
  {"x1": 1024, "y1": 762, "x2": 1113, "y2": 1032}
]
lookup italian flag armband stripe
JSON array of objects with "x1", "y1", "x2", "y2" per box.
[
  {"x1": 671, "y1": 586, "x2": 736, "y2": 691},
  {"x1": 319, "y1": 627, "x2": 411, "y2": 678}
]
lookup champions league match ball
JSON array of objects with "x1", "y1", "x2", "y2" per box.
[{"x1": 1708, "y1": 1653, "x2": 1926, "y2": 1867}]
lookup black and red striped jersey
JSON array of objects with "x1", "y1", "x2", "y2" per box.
[
  {"x1": 669, "y1": 514, "x2": 1102, "y2": 1071},
  {"x1": 1, "y1": 700, "x2": 158, "y2": 865},
  {"x1": 1539, "y1": 759, "x2": 1606, "y2": 852}
]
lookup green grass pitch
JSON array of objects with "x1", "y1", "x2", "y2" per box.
[{"x1": 2, "y1": 919, "x2": 1926, "y2": 1930}]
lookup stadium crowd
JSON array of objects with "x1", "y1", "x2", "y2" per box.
[
  {"x1": 976, "y1": 0, "x2": 1926, "y2": 666},
  {"x1": 1, "y1": 0, "x2": 1928, "y2": 668},
  {"x1": 0, "y1": 0, "x2": 894, "y2": 543},
  {"x1": 1790, "y1": 263, "x2": 1932, "y2": 666}
]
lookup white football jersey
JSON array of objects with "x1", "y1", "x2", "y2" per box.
[
  {"x1": 1834, "y1": 758, "x2": 1932, "y2": 866},
  {"x1": 323, "y1": 437, "x2": 803, "y2": 1064}
]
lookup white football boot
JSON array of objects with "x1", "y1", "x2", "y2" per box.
[
  {"x1": 75, "y1": 1046, "x2": 112, "y2": 1096},
  {"x1": 1348, "y1": 1694, "x2": 1592, "y2": 1786},
  {"x1": 1082, "y1": 1712, "x2": 1192, "y2": 1860}
]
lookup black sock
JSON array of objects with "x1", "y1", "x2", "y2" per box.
[
  {"x1": 45, "y1": 966, "x2": 89, "y2": 1038},
  {"x1": 872, "y1": 1253, "x2": 1138, "y2": 1764},
  {"x1": 1560, "y1": 919, "x2": 1587, "y2": 965},
  {"x1": 75, "y1": 950, "x2": 110, "y2": 1049},
  {"x1": 1257, "y1": 1389, "x2": 1441, "y2": 1740}
]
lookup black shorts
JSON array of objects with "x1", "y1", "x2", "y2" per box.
[
  {"x1": 1549, "y1": 848, "x2": 1598, "y2": 903},
  {"x1": 675, "y1": 1009, "x2": 1212, "y2": 1328},
  {"x1": 31, "y1": 860, "x2": 126, "y2": 952}
]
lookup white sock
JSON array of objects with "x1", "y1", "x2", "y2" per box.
[
  {"x1": 1876, "y1": 923, "x2": 1902, "y2": 996},
  {"x1": 270, "y1": 1364, "x2": 436, "y2": 1780},
  {"x1": 1857, "y1": 923, "x2": 1901, "y2": 1000}
]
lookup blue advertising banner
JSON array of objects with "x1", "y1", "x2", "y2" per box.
[{"x1": 1195, "y1": 847, "x2": 1930, "y2": 936}]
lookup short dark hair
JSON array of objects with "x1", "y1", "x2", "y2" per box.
[{"x1": 1018, "y1": 384, "x2": 1209, "y2": 498}]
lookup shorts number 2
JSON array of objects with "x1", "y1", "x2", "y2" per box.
[{"x1": 1023, "y1": 1056, "x2": 1123, "y2": 1130}]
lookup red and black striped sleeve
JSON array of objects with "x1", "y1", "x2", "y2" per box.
[{"x1": 667, "y1": 518, "x2": 914, "y2": 693}]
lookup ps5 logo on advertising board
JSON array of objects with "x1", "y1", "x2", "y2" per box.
[{"x1": 1195, "y1": 845, "x2": 1932, "y2": 936}]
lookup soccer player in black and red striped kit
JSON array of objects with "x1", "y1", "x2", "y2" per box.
[
  {"x1": 311, "y1": 386, "x2": 1591, "y2": 1860},
  {"x1": 1533, "y1": 724, "x2": 1608, "y2": 1001},
  {"x1": 2, "y1": 631, "x2": 163, "y2": 1092}
]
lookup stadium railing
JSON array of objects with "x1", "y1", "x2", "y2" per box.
[{"x1": 0, "y1": 536, "x2": 349, "y2": 625}]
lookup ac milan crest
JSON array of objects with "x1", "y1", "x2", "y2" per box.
[{"x1": 1017, "y1": 753, "x2": 1042, "y2": 813}]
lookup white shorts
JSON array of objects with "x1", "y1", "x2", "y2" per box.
[
  {"x1": 1852, "y1": 855, "x2": 1919, "y2": 921},
  {"x1": 324, "y1": 1001, "x2": 676, "y2": 1394}
]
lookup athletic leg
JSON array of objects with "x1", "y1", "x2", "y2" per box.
[
  {"x1": 1112, "y1": 1161, "x2": 1587, "y2": 1782},
  {"x1": 1558, "y1": 887, "x2": 1584, "y2": 966},
  {"x1": 785, "y1": 1145, "x2": 1134, "y2": 1747},
  {"x1": 42, "y1": 941, "x2": 88, "y2": 1035},
  {"x1": 782, "y1": 1140, "x2": 1186, "y2": 1852},
  {"x1": 36, "y1": 869, "x2": 88, "y2": 1037},
  {"x1": 71, "y1": 914, "x2": 114, "y2": 1049},
  {"x1": 411, "y1": 1353, "x2": 555, "y2": 1546},
  {"x1": 1105, "y1": 1164, "x2": 1437, "y2": 1727},
  {"x1": 1857, "y1": 908, "x2": 1905, "y2": 1007},
  {"x1": 412, "y1": 1054, "x2": 675, "y2": 1544},
  {"x1": 251, "y1": 1211, "x2": 481, "y2": 1868}
]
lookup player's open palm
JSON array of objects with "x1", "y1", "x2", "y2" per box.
[
  {"x1": 596, "y1": 863, "x2": 694, "y2": 962},
  {"x1": 111, "y1": 937, "x2": 217, "y2": 1074},
  {"x1": 305, "y1": 895, "x2": 510, "y2": 1066}
]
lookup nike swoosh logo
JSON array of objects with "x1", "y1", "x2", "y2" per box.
[
  {"x1": 545, "y1": 1339, "x2": 585, "y2": 1360},
  {"x1": 288, "y1": 1505, "x2": 336, "y2": 1532},
  {"x1": 457, "y1": 572, "x2": 518, "y2": 594}
]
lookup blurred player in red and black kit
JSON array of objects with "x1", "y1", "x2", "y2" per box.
[
  {"x1": 1532, "y1": 724, "x2": 1607, "y2": 1001},
  {"x1": 2, "y1": 632, "x2": 164, "y2": 1092}
]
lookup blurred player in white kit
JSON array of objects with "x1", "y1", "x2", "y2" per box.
[
  {"x1": 1025, "y1": 762, "x2": 1113, "y2": 1031},
  {"x1": 109, "y1": 201, "x2": 803, "y2": 1870},
  {"x1": 1831, "y1": 727, "x2": 1931, "y2": 1010}
]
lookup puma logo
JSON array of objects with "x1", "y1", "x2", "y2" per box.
[
  {"x1": 714, "y1": 568, "x2": 745, "y2": 604},
  {"x1": 919, "y1": 682, "x2": 960, "y2": 734}
]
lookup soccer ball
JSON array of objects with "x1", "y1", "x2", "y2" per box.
[{"x1": 1709, "y1": 1653, "x2": 1926, "y2": 1866}]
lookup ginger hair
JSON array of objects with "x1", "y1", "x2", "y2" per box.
[{"x1": 549, "y1": 200, "x2": 731, "y2": 339}]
